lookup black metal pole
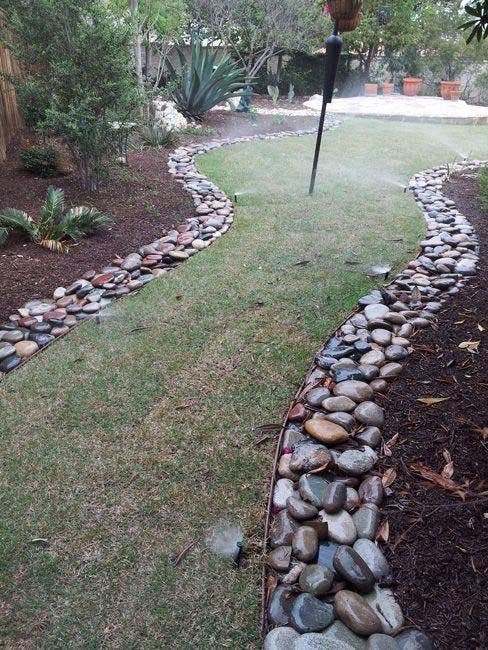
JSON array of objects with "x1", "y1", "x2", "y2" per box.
[{"x1": 309, "y1": 22, "x2": 343, "y2": 195}]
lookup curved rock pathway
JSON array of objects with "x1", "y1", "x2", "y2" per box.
[
  {"x1": 0, "y1": 123, "x2": 336, "y2": 378},
  {"x1": 263, "y1": 159, "x2": 485, "y2": 650}
]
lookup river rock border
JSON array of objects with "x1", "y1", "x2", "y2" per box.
[
  {"x1": 0, "y1": 123, "x2": 337, "y2": 378},
  {"x1": 262, "y1": 159, "x2": 485, "y2": 650}
]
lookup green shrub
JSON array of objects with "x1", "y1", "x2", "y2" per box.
[
  {"x1": 19, "y1": 146, "x2": 59, "y2": 177},
  {"x1": 167, "y1": 39, "x2": 246, "y2": 120},
  {"x1": 479, "y1": 166, "x2": 488, "y2": 210}
]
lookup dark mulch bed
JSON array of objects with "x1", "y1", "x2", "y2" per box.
[
  {"x1": 0, "y1": 103, "x2": 318, "y2": 322},
  {"x1": 0, "y1": 141, "x2": 195, "y2": 321},
  {"x1": 378, "y1": 174, "x2": 487, "y2": 649}
]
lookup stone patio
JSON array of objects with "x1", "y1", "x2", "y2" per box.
[{"x1": 303, "y1": 95, "x2": 488, "y2": 125}]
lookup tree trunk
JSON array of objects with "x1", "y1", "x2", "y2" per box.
[
  {"x1": 130, "y1": 0, "x2": 144, "y2": 90},
  {"x1": 363, "y1": 45, "x2": 377, "y2": 83},
  {"x1": 145, "y1": 43, "x2": 152, "y2": 82},
  {"x1": 276, "y1": 52, "x2": 283, "y2": 83}
]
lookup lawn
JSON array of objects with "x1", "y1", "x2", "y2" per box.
[{"x1": 0, "y1": 118, "x2": 486, "y2": 649}]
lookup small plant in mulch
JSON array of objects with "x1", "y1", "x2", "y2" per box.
[
  {"x1": 140, "y1": 123, "x2": 179, "y2": 148},
  {"x1": 19, "y1": 145, "x2": 60, "y2": 177},
  {"x1": 0, "y1": 186, "x2": 112, "y2": 253}
]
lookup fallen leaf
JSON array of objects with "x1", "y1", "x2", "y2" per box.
[
  {"x1": 416, "y1": 397, "x2": 450, "y2": 405},
  {"x1": 442, "y1": 460, "x2": 454, "y2": 480},
  {"x1": 478, "y1": 323, "x2": 485, "y2": 332},
  {"x1": 411, "y1": 463, "x2": 469, "y2": 499},
  {"x1": 382, "y1": 468, "x2": 397, "y2": 488},
  {"x1": 458, "y1": 340, "x2": 481, "y2": 353},
  {"x1": 383, "y1": 433, "x2": 399, "y2": 457},
  {"x1": 375, "y1": 519, "x2": 389, "y2": 543},
  {"x1": 266, "y1": 575, "x2": 278, "y2": 605},
  {"x1": 473, "y1": 426, "x2": 488, "y2": 441}
]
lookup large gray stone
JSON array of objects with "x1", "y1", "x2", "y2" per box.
[
  {"x1": 294, "y1": 621, "x2": 367, "y2": 650},
  {"x1": 290, "y1": 593, "x2": 335, "y2": 633},
  {"x1": 354, "y1": 402, "x2": 385, "y2": 427},
  {"x1": 395, "y1": 630, "x2": 432, "y2": 650},
  {"x1": 353, "y1": 539, "x2": 390, "y2": 580},
  {"x1": 263, "y1": 626, "x2": 299, "y2": 650},
  {"x1": 320, "y1": 509, "x2": 357, "y2": 544},
  {"x1": 336, "y1": 448, "x2": 377, "y2": 476},
  {"x1": 334, "y1": 381, "x2": 373, "y2": 403}
]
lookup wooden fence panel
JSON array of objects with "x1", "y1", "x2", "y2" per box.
[{"x1": 0, "y1": 31, "x2": 22, "y2": 161}]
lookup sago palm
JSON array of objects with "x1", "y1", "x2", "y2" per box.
[
  {"x1": 0, "y1": 187, "x2": 112, "y2": 252},
  {"x1": 167, "y1": 39, "x2": 246, "y2": 120}
]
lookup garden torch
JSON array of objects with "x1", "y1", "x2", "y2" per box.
[{"x1": 309, "y1": 1, "x2": 363, "y2": 195}]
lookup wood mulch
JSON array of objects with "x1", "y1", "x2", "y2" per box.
[
  {"x1": 378, "y1": 174, "x2": 487, "y2": 649},
  {"x1": 0, "y1": 106, "x2": 318, "y2": 323}
]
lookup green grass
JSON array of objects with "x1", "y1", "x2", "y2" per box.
[{"x1": 0, "y1": 119, "x2": 486, "y2": 648}]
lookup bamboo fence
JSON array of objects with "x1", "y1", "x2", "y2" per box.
[{"x1": 0, "y1": 25, "x2": 22, "y2": 161}]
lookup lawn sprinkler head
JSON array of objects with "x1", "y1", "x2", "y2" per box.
[{"x1": 234, "y1": 541, "x2": 244, "y2": 569}]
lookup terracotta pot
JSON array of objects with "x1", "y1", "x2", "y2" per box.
[
  {"x1": 326, "y1": 0, "x2": 363, "y2": 20},
  {"x1": 338, "y1": 12, "x2": 361, "y2": 32},
  {"x1": 403, "y1": 77, "x2": 422, "y2": 97},
  {"x1": 364, "y1": 83, "x2": 378, "y2": 97},
  {"x1": 381, "y1": 82, "x2": 394, "y2": 96},
  {"x1": 450, "y1": 89, "x2": 462, "y2": 101},
  {"x1": 440, "y1": 81, "x2": 461, "y2": 100}
]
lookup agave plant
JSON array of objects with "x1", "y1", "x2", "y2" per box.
[
  {"x1": 167, "y1": 39, "x2": 246, "y2": 120},
  {"x1": 0, "y1": 187, "x2": 112, "y2": 252}
]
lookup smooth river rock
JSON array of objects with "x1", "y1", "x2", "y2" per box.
[
  {"x1": 263, "y1": 626, "x2": 299, "y2": 650},
  {"x1": 270, "y1": 510, "x2": 299, "y2": 548},
  {"x1": 292, "y1": 526, "x2": 318, "y2": 562},
  {"x1": 354, "y1": 402, "x2": 385, "y2": 427},
  {"x1": 353, "y1": 539, "x2": 390, "y2": 581},
  {"x1": 395, "y1": 629, "x2": 432, "y2": 650},
  {"x1": 299, "y1": 564, "x2": 334, "y2": 596},
  {"x1": 287, "y1": 496, "x2": 318, "y2": 521},
  {"x1": 352, "y1": 504, "x2": 381, "y2": 540},
  {"x1": 358, "y1": 476, "x2": 384, "y2": 505},
  {"x1": 294, "y1": 621, "x2": 367, "y2": 650},
  {"x1": 306, "y1": 387, "x2": 331, "y2": 407},
  {"x1": 336, "y1": 448, "x2": 377, "y2": 476},
  {"x1": 299, "y1": 475, "x2": 329, "y2": 508},
  {"x1": 333, "y1": 545, "x2": 376, "y2": 593},
  {"x1": 320, "y1": 510, "x2": 357, "y2": 545},
  {"x1": 334, "y1": 380, "x2": 373, "y2": 403},
  {"x1": 323, "y1": 481, "x2": 347, "y2": 513},
  {"x1": 290, "y1": 443, "x2": 332, "y2": 474},
  {"x1": 265, "y1": 545, "x2": 291, "y2": 572},
  {"x1": 304, "y1": 419, "x2": 350, "y2": 445},
  {"x1": 334, "y1": 589, "x2": 382, "y2": 636},
  {"x1": 273, "y1": 478, "x2": 295, "y2": 510},
  {"x1": 290, "y1": 593, "x2": 335, "y2": 633},
  {"x1": 322, "y1": 396, "x2": 357, "y2": 413},
  {"x1": 366, "y1": 634, "x2": 399, "y2": 650},
  {"x1": 268, "y1": 585, "x2": 296, "y2": 625}
]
